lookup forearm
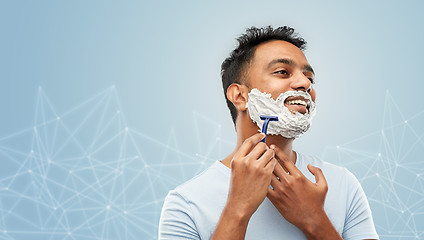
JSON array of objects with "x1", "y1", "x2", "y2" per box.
[
  {"x1": 300, "y1": 209, "x2": 343, "y2": 240},
  {"x1": 211, "y1": 204, "x2": 251, "y2": 240}
]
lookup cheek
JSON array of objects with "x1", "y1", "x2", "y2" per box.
[{"x1": 266, "y1": 83, "x2": 292, "y2": 100}]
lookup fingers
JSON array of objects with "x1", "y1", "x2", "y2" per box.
[
  {"x1": 267, "y1": 186, "x2": 276, "y2": 200},
  {"x1": 271, "y1": 145, "x2": 301, "y2": 176},
  {"x1": 258, "y1": 149, "x2": 275, "y2": 168},
  {"x1": 264, "y1": 157, "x2": 277, "y2": 174},
  {"x1": 307, "y1": 164, "x2": 328, "y2": 190},
  {"x1": 245, "y1": 141, "x2": 268, "y2": 161},
  {"x1": 273, "y1": 161, "x2": 287, "y2": 178},
  {"x1": 267, "y1": 171, "x2": 281, "y2": 192},
  {"x1": 269, "y1": 172, "x2": 280, "y2": 187},
  {"x1": 234, "y1": 133, "x2": 266, "y2": 158}
]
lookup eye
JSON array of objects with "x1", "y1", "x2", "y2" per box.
[
  {"x1": 304, "y1": 73, "x2": 315, "y2": 84},
  {"x1": 274, "y1": 69, "x2": 289, "y2": 75}
]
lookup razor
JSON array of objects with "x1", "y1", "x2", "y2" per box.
[{"x1": 260, "y1": 115, "x2": 279, "y2": 143}]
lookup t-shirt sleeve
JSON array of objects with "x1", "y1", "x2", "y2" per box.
[
  {"x1": 158, "y1": 190, "x2": 200, "y2": 240},
  {"x1": 342, "y1": 170, "x2": 379, "y2": 240}
]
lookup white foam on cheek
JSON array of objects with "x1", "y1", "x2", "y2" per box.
[{"x1": 245, "y1": 88, "x2": 316, "y2": 139}]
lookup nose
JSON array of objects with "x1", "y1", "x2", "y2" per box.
[{"x1": 290, "y1": 73, "x2": 312, "y2": 93}]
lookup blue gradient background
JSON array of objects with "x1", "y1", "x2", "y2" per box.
[{"x1": 1, "y1": 1, "x2": 423, "y2": 239}]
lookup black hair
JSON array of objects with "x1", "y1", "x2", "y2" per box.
[{"x1": 221, "y1": 26, "x2": 307, "y2": 125}]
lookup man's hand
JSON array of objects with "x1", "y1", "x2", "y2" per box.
[
  {"x1": 227, "y1": 132, "x2": 277, "y2": 218},
  {"x1": 267, "y1": 145, "x2": 342, "y2": 240},
  {"x1": 211, "y1": 133, "x2": 276, "y2": 240}
]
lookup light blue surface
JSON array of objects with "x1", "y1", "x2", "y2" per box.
[{"x1": 1, "y1": 0, "x2": 423, "y2": 239}]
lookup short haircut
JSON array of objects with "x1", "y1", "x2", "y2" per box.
[{"x1": 221, "y1": 26, "x2": 307, "y2": 125}]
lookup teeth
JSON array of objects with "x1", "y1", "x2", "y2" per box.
[{"x1": 286, "y1": 99, "x2": 307, "y2": 107}]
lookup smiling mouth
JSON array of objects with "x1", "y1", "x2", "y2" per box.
[{"x1": 284, "y1": 96, "x2": 311, "y2": 113}]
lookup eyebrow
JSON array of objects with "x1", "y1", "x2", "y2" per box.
[{"x1": 267, "y1": 58, "x2": 315, "y2": 74}]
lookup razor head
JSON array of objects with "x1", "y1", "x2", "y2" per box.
[
  {"x1": 259, "y1": 115, "x2": 279, "y2": 143},
  {"x1": 260, "y1": 115, "x2": 279, "y2": 121}
]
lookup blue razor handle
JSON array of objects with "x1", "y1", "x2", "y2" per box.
[{"x1": 260, "y1": 115, "x2": 279, "y2": 143}]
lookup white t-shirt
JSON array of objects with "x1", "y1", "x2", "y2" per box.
[{"x1": 159, "y1": 152, "x2": 379, "y2": 239}]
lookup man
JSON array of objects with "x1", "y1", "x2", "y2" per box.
[{"x1": 159, "y1": 26, "x2": 379, "y2": 239}]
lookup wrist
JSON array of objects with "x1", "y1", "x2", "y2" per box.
[
  {"x1": 211, "y1": 203, "x2": 252, "y2": 240},
  {"x1": 300, "y1": 208, "x2": 340, "y2": 240},
  {"x1": 221, "y1": 202, "x2": 252, "y2": 226}
]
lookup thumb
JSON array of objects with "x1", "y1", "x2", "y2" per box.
[{"x1": 307, "y1": 164, "x2": 327, "y2": 187}]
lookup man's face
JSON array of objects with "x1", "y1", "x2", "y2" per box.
[{"x1": 245, "y1": 40, "x2": 316, "y2": 114}]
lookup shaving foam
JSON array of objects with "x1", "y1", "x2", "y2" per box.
[{"x1": 245, "y1": 88, "x2": 316, "y2": 139}]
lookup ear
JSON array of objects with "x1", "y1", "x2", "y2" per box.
[{"x1": 227, "y1": 83, "x2": 249, "y2": 111}]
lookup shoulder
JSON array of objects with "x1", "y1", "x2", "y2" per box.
[
  {"x1": 160, "y1": 161, "x2": 229, "y2": 220},
  {"x1": 160, "y1": 161, "x2": 231, "y2": 239},
  {"x1": 170, "y1": 161, "x2": 230, "y2": 203}
]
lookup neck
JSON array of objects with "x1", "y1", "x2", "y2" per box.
[{"x1": 221, "y1": 112, "x2": 296, "y2": 168}]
